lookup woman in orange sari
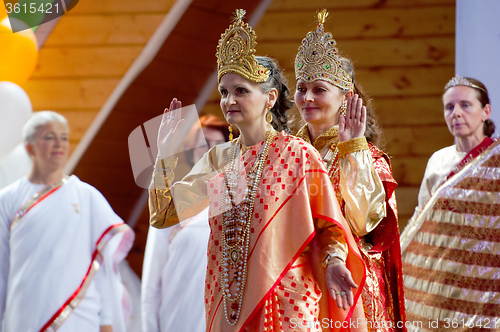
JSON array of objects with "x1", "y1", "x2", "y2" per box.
[
  {"x1": 293, "y1": 10, "x2": 406, "y2": 331},
  {"x1": 149, "y1": 9, "x2": 367, "y2": 332}
]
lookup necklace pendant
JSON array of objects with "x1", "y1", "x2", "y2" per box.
[
  {"x1": 226, "y1": 172, "x2": 239, "y2": 186},
  {"x1": 230, "y1": 248, "x2": 240, "y2": 265},
  {"x1": 247, "y1": 170, "x2": 257, "y2": 181},
  {"x1": 230, "y1": 302, "x2": 239, "y2": 320}
]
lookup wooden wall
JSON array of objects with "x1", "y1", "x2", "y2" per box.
[
  {"x1": 202, "y1": 0, "x2": 456, "y2": 229},
  {"x1": 19, "y1": 0, "x2": 456, "y2": 275},
  {"x1": 69, "y1": 0, "x2": 265, "y2": 277},
  {"x1": 23, "y1": 0, "x2": 176, "y2": 154}
]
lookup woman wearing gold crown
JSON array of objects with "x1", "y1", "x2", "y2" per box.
[
  {"x1": 294, "y1": 10, "x2": 407, "y2": 331},
  {"x1": 149, "y1": 9, "x2": 368, "y2": 332},
  {"x1": 401, "y1": 76, "x2": 500, "y2": 329}
]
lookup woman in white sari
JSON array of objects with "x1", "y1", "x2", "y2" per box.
[{"x1": 0, "y1": 111, "x2": 134, "y2": 332}]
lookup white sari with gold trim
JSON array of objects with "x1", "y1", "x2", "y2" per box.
[{"x1": 0, "y1": 175, "x2": 134, "y2": 332}]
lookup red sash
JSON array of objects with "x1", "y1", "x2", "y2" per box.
[
  {"x1": 10, "y1": 177, "x2": 68, "y2": 232},
  {"x1": 446, "y1": 137, "x2": 495, "y2": 180},
  {"x1": 40, "y1": 223, "x2": 131, "y2": 332}
]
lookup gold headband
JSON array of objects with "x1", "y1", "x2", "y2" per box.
[
  {"x1": 444, "y1": 75, "x2": 487, "y2": 92},
  {"x1": 216, "y1": 9, "x2": 269, "y2": 83},
  {"x1": 295, "y1": 9, "x2": 353, "y2": 91}
]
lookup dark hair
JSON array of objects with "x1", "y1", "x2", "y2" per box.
[
  {"x1": 184, "y1": 115, "x2": 230, "y2": 166},
  {"x1": 340, "y1": 57, "x2": 383, "y2": 147},
  {"x1": 198, "y1": 115, "x2": 231, "y2": 142},
  {"x1": 463, "y1": 77, "x2": 495, "y2": 137},
  {"x1": 256, "y1": 56, "x2": 294, "y2": 133}
]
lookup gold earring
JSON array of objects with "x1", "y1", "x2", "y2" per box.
[
  {"x1": 340, "y1": 100, "x2": 347, "y2": 116},
  {"x1": 228, "y1": 125, "x2": 233, "y2": 142},
  {"x1": 265, "y1": 109, "x2": 273, "y2": 124}
]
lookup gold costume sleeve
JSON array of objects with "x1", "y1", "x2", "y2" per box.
[
  {"x1": 149, "y1": 144, "x2": 231, "y2": 229},
  {"x1": 316, "y1": 219, "x2": 348, "y2": 267},
  {"x1": 339, "y1": 144, "x2": 386, "y2": 237}
]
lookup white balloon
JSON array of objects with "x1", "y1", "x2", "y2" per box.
[
  {"x1": 0, "y1": 143, "x2": 32, "y2": 190},
  {"x1": 0, "y1": 81, "x2": 33, "y2": 159}
]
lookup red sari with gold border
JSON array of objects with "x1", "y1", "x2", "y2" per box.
[
  {"x1": 205, "y1": 133, "x2": 367, "y2": 332},
  {"x1": 296, "y1": 126, "x2": 406, "y2": 332},
  {"x1": 149, "y1": 132, "x2": 368, "y2": 331}
]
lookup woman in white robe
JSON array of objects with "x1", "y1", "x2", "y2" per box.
[
  {"x1": 408, "y1": 76, "x2": 496, "y2": 223},
  {"x1": 0, "y1": 111, "x2": 134, "y2": 332}
]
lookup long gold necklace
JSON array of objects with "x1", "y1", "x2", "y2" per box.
[{"x1": 221, "y1": 130, "x2": 276, "y2": 325}]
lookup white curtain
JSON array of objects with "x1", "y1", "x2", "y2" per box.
[{"x1": 456, "y1": 0, "x2": 500, "y2": 128}]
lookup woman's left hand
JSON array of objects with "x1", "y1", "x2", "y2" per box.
[
  {"x1": 338, "y1": 94, "x2": 366, "y2": 142},
  {"x1": 326, "y1": 262, "x2": 358, "y2": 310}
]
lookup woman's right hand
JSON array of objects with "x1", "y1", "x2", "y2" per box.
[
  {"x1": 338, "y1": 94, "x2": 366, "y2": 142},
  {"x1": 326, "y1": 261, "x2": 358, "y2": 310},
  {"x1": 157, "y1": 98, "x2": 185, "y2": 159}
]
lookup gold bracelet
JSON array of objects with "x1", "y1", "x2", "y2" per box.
[
  {"x1": 337, "y1": 137, "x2": 369, "y2": 158},
  {"x1": 322, "y1": 252, "x2": 346, "y2": 268},
  {"x1": 153, "y1": 157, "x2": 178, "y2": 185},
  {"x1": 154, "y1": 156, "x2": 178, "y2": 171}
]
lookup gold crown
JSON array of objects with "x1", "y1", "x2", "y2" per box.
[
  {"x1": 295, "y1": 10, "x2": 353, "y2": 91},
  {"x1": 444, "y1": 75, "x2": 487, "y2": 92},
  {"x1": 216, "y1": 9, "x2": 269, "y2": 83}
]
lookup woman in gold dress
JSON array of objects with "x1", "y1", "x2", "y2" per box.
[
  {"x1": 293, "y1": 10, "x2": 406, "y2": 331},
  {"x1": 149, "y1": 9, "x2": 368, "y2": 332}
]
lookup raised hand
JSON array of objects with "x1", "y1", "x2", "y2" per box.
[
  {"x1": 157, "y1": 98, "x2": 185, "y2": 159},
  {"x1": 326, "y1": 262, "x2": 358, "y2": 310},
  {"x1": 338, "y1": 94, "x2": 366, "y2": 142}
]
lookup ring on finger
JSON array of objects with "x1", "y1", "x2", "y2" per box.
[
  {"x1": 340, "y1": 291, "x2": 346, "y2": 296},
  {"x1": 335, "y1": 291, "x2": 342, "y2": 296}
]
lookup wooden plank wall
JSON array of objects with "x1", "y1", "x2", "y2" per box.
[
  {"x1": 22, "y1": 0, "x2": 176, "y2": 154},
  {"x1": 16, "y1": 0, "x2": 456, "y2": 276},
  {"x1": 68, "y1": 0, "x2": 265, "y2": 277},
  {"x1": 202, "y1": 0, "x2": 456, "y2": 229}
]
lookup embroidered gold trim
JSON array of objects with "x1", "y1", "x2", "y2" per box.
[
  {"x1": 337, "y1": 136, "x2": 369, "y2": 158},
  {"x1": 295, "y1": 124, "x2": 339, "y2": 152}
]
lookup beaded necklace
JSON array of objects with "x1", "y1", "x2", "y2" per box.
[{"x1": 220, "y1": 130, "x2": 276, "y2": 325}]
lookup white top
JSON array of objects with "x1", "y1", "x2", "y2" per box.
[
  {"x1": 409, "y1": 145, "x2": 467, "y2": 223},
  {"x1": 141, "y1": 208, "x2": 210, "y2": 332}
]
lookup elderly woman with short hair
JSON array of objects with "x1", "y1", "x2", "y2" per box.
[{"x1": 0, "y1": 111, "x2": 134, "y2": 332}]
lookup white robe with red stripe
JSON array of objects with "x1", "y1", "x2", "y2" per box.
[{"x1": 0, "y1": 175, "x2": 134, "y2": 332}]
